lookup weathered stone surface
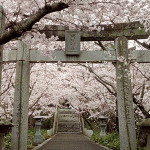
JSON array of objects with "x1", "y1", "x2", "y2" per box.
[
  {"x1": 65, "y1": 30, "x2": 81, "y2": 55},
  {"x1": 33, "y1": 115, "x2": 43, "y2": 146},
  {"x1": 57, "y1": 109, "x2": 81, "y2": 133},
  {"x1": 0, "y1": 133, "x2": 5, "y2": 150},
  {"x1": 58, "y1": 114, "x2": 80, "y2": 122},
  {"x1": 0, "y1": 7, "x2": 6, "y2": 150},
  {"x1": 40, "y1": 21, "x2": 148, "y2": 41},
  {"x1": 58, "y1": 122, "x2": 81, "y2": 132},
  {"x1": 146, "y1": 134, "x2": 150, "y2": 150},
  {"x1": 29, "y1": 50, "x2": 117, "y2": 63},
  {"x1": 33, "y1": 135, "x2": 43, "y2": 146},
  {"x1": 59, "y1": 109, "x2": 76, "y2": 114},
  {"x1": 4, "y1": 48, "x2": 150, "y2": 63},
  {"x1": 0, "y1": 6, "x2": 5, "y2": 106},
  {"x1": 11, "y1": 41, "x2": 30, "y2": 150},
  {"x1": 115, "y1": 37, "x2": 137, "y2": 150}
]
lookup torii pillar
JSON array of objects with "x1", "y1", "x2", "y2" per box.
[
  {"x1": 0, "y1": 6, "x2": 5, "y2": 150},
  {"x1": 115, "y1": 36, "x2": 137, "y2": 150},
  {"x1": 0, "y1": 6, "x2": 5, "y2": 94},
  {"x1": 11, "y1": 40, "x2": 30, "y2": 150}
]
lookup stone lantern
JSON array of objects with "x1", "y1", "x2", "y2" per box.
[
  {"x1": 0, "y1": 119, "x2": 14, "y2": 150},
  {"x1": 33, "y1": 114, "x2": 43, "y2": 146},
  {"x1": 137, "y1": 118, "x2": 150, "y2": 150},
  {"x1": 98, "y1": 115, "x2": 108, "y2": 138}
]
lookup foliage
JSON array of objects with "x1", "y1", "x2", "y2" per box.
[
  {"x1": 91, "y1": 130, "x2": 146, "y2": 150},
  {"x1": 27, "y1": 129, "x2": 50, "y2": 148},
  {"x1": 4, "y1": 132, "x2": 11, "y2": 149},
  {"x1": 138, "y1": 147, "x2": 146, "y2": 150},
  {"x1": 91, "y1": 131, "x2": 120, "y2": 150},
  {"x1": 41, "y1": 129, "x2": 50, "y2": 141},
  {"x1": 84, "y1": 119, "x2": 92, "y2": 130},
  {"x1": 4, "y1": 129, "x2": 50, "y2": 149},
  {"x1": 41, "y1": 114, "x2": 54, "y2": 129},
  {"x1": 27, "y1": 129, "x2": 36, "y2": 148},
  {"x1": 0, "y1": 0, "x2": 150, "y2": 124}
]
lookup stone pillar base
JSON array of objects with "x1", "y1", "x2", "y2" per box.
[
  {"x1": 0, "y1": 133, "x2": 5, "y2": 150},
  {"x1": 33, "y1": 135, "x2": 43, "y2": 146}
]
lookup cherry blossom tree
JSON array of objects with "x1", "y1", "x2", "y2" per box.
[
  {"x1": 0, "y1": 0, "x2": 150, "y2": 130},
  {"x1": 0, "y1": 0, "x2": 150, "y2": 51}
]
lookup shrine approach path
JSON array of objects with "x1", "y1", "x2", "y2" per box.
[{"x1": 36, "y1": 133, "x2": 109, "y2": 150}]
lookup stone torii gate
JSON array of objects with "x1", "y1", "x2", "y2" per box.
[{"x1": 0, "y1": 6, "x2": 150, "y2": 150}]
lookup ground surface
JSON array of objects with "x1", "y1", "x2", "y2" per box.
[{"x1": 37, "y1": 134, "x2": 108, "y2": 150}]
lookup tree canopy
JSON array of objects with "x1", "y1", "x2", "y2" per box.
[{"x1": 1, "y1": 0, "x2": 150, "y2": 49}]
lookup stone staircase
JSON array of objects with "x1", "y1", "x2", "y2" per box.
[{"x1": 57, "y1": 109, "x2": 82, "y2": 133}]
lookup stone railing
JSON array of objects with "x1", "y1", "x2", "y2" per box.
[
  {"x1": 47, "y1": 105, "x2": 58, "y2": 136},
  {"x1": 81, "y1": 118, "x2": 93, "y2": 137}
]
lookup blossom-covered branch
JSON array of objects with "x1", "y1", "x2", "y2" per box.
[{"x1": 0, "y1": 2, "x2": 69, "y2": 45}]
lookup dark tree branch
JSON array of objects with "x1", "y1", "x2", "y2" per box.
[
  {"x1": 0, "y1": 2, "x2": 69, "y2": 45},
  {"x1": 80, "y1": 63, "x2": 150, "y2": 118},
  {"x1": 33, "y1": 0, "x2": 40, "y2": 9},
  {"x1": 79, "y1": 63, "x2": 116, "y2": 94},
  {"x1": 139, "y1": 82, "x2": 145, "y2": 103},
  {"x1": 135, "y1": 40, "x2": 150, "y2": 50},
  {"x1": 72, "y1": 86, "x2": 91, "y2": 102},
  {"x1": 94, "y1": 76, "x2": 117, "y2": 96},
  {"x1": 5, "y1": 21, "x2": 17, "y2": 30},
  {"x1": 133, "y1": 96, "x2": 150, "y2": 118},
  {"x1": 95, "y1": 41, "x2": 106, "y2": 50},
  {"x1": 131, "y1": 63, "x2": 150, "y2": 80}
]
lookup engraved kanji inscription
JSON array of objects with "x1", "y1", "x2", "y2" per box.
[{"x1": 65, "y1": 30, "x2": 81, "y2": 55}]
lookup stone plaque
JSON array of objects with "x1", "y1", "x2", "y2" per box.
[{"x1": 65, "y1": 30, "x2": 81, "y2": 55}]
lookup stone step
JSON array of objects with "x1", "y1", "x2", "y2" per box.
[
  {"x1": 57, "y1": 122, "x2": 81, "y2": 132},
  {"x1": 57, "y1": 132, "x2": 82, "y2": 134},
  {"x1": 58, "y1": 114, "x2": 80, "y2": 122},
  {"x1": 59, "y1": 109, "x2": 76, "y2": 114}
]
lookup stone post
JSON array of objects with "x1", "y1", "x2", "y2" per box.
[
  {"x1": 53, "y1": 105, "x2": 58, "y2": 134},
  {"x1": 11, "y1": 40, "x2": 30, "y2": 150},
  {"x1": 0, "y1": 8, "x2": 5, "y2": 150},
  {"x1": 147, "y1": 134, "x2": 150, "y2": 150},
  {"x1": 0, "y1": 133, "x2": 5, "y2": 150},
  {"x1": 115, "y1": 37, "x2": 137, "y2": 150},
  {"x1": 0, "y1": 6, "x2": 5, "y2": 96}
]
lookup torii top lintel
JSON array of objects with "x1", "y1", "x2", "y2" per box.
[{"x1": 40, "y1": 21, "x2": 149, "y2": 41}]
